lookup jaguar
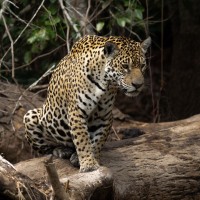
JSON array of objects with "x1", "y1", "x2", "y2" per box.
[{"x1": 23, "y1": 35, "x2": 151, "y2": 172}]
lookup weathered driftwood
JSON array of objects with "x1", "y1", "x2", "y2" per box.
[
  {"x1": 0, "y1": 81, "x2": 44, "y2": 163},
  {"x1": 12, "y1": 114, "x2": 200, "y2": 200},
  {"x1": 1, "y1": 81, "x2": 200, "y2": 199},
  {"x1": 0, "y1": 154, "x2": 113, "y2": 200},
  {"x1": 0, "y1": 155, "x2": 46, "y2": 200}
]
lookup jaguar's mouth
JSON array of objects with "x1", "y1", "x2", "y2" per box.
[
  {"x1": 125, "y1": 91, "x2": 140, "y2": 97},
  {"x1": 122, "y1": 89, "x2": 140, "y2": 97}
]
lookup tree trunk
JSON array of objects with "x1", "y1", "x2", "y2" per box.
[
  {"x1": 11, "y1": 114, "x2": 200, "y2": 200},
  {"x1": 167, "y1": 0, "x2": 200, "y2": 120},
  {"x1": 1, "y1": 81, "x2": 200, "y2": 199}
]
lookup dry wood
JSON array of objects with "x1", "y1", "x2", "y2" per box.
[
  {"x1": 44, "y1": 155, "x2": 70, "y2": 200},
  {"x1": 0, "y1": 155, "x2": 46, "y2": 200},
  {"x1": 13, "y1": 114, "x2": 200, "y2": 200},
  {"x1": 1, "y1": 81, "x2": 200, "y2": 199}
]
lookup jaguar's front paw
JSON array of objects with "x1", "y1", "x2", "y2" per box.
[
  {"x1": 70, "y1": 152, "x2": 80, "y2": 167},
  {"x1": 53, "y1": 146, "x2": 74, "y2": 159},
  {"x1": 79, "y1": 158, "x2": 100, "y2": 173}
]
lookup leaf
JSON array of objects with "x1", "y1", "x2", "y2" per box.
[
  {"x1": 27, "y1": 29, "x2": 48, "y2": 44},
  {"x1": 45, "y1": 16, "x2": 61, "y2": 26},
  {"x1": 48, "y1": 5, "x2": 58, "y2": 15},
  {"x1": 31, "y1": 41, "x2": 47, "y2": 53},
  {"x1": 27, "y1": 34, "x2": 36, "y2": 44},
  {"x1": 102, "y1": 1, "x2": 111, "y2": 9},
  {"x1": 134, "y1": 8, "x2": 143, "y2": 20},
  {"x1": 116, "y1": 17, "x2": 127, "y2": 27},
  {"x1": 24, "y1": 52, "x2": 32, "y2": 64},
  {"x1": 96, "y1": 22, "x2": 105, "y2": 32},
  {"x1": 46, "y1": 28, "x2": 56, "y2": 40}
]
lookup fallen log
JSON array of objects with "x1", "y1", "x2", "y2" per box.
[
  {"x1": 1, "y1": 81, "x2": 200, "y2": 199},
  {"x1": 0, "y1": 155, "x2": 46, "y2": 200},
  {"x1": 11, "y1": 114, "x2": 200, "y2": 200}
]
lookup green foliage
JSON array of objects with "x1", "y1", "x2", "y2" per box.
[
  {"x1": 0, "y1": 0, "x2": 148, "y2": 84},
  {"x1": 23, "y1": 4, "x2": 65, "y2": 67},
  {"x1": 95, "y1": 0, "x2": 145, "y2": 34},
  {"x1": 115, "y1": 0, "x2": 144, "y2": 27},
  {"x1": 96, "y1": 22, "x2": 105, "y2": 32},
  {"x1": 0, "y1": 1, "x2": 67, "y2": 83}
]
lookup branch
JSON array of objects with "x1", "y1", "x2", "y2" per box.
[
  {"x1": 0, "y1": 0, "x2": 9, "y2": 20},
  {"x1": 58, "y1": 0, "x2": 81, "y2": 39},
  {"x1": 90, "y1": 0, "x2": 112, "y2": 22},
  {"x1": 29, "y1": 84, "x2": 48, "y2": 91},
  {"x1": 0, "y1": 0, "x2": 16, "y2": 77},
  {"x1": 44, "y1": 156, "x2": 70, "y2": 200},
  {"x1": 64, "y1": 0, "x2": 95, "y2": 35},
  {"x1": 2, "y1": 15, "x2": 15, "y2": 78},
  {"x1": 11, "y1": 64, "x2": 56, "y2": 118},
  {"x1": 1, "y1": 44, "x2": 65, "y2": 72},
  {"x1": 0, "y1": 0, "x2": 45, "y2": 70},
  {"x1": 28, "y1": 64, "x2": 56, "y2": 90}
]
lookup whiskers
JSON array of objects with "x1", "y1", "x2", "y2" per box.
[{"x1": 118, "y1": 79, "x2": 131, "y2": 90}]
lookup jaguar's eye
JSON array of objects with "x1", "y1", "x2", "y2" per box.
[{"x1": 122, "y1": 64, "x2": 129, "y2": 70}]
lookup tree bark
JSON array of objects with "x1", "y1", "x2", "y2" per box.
[
  {"x1": 0, "y1": 155, "x2": 46, "y2": 200},
  {"x1": 1, "y1": 81, "x2": 200, "y2": 199},
  {"x1": 12, "y1": 114, "x2": 200, "y2": 200},
  {"x1": 0, "y1": 81, "x2": 44, "y2": 163}
]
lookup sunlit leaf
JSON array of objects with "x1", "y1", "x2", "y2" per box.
[
  {"x1": 96, "y1": 22, "x2": 105, "y2": 32},
  {"x1": 27, "y1": 29, "x2": 48, "y2": 44},
  {"x1": 134, "y1": 8, "x2": 143, "y2": 20},
  {"x1": 116, "y1": 17, "x2": 126, "y2": 27}
]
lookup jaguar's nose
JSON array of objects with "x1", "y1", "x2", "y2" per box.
[{"x1": 132, "y1": 83, "x2": 143, "y2": 90}]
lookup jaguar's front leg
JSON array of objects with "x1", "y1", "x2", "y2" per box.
[
  {"x1": 89, "y1": 111, "x2": 113, "y2": 162},
  {"x1": 68, "y1": 108, "x2": 100, "y2": 172}
]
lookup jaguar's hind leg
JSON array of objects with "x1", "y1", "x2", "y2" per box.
[
  {"x1": 24, "y1": 108, "x2": 55, "y2": 154},
  {"x1": 24, "y1": 108, "x2": 75, "y2": 160}
]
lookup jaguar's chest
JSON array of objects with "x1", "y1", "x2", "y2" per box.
[
  {"x1": 40, "y1": 91, "x2": 115, "y2": 137},
  {"x1": 76, "y1": 86, "x2": 116, "y2": 118}
]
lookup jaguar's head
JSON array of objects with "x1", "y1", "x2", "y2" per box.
[{"x1": 104, "y1": 37, "x2": 151, "y2": 97}]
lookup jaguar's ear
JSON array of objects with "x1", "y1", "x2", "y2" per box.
[
  {"x1": 141, "y1": 37, "x2": 151, "y2": 54},
  {"x1": 103, "y1": 42, "x2": 119, "y2": 57}
]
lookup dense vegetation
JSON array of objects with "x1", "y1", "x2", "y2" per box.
[
  {"x1": 1, "y1": 0, "x2": 200, "y2": 122},
  {"x1": 0, "y1": 0, "x2": 155, "y2": 83}
]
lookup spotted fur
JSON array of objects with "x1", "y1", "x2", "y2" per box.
[{"x1": 23, "y1": 35, "x2": 151, "y2": 172}]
